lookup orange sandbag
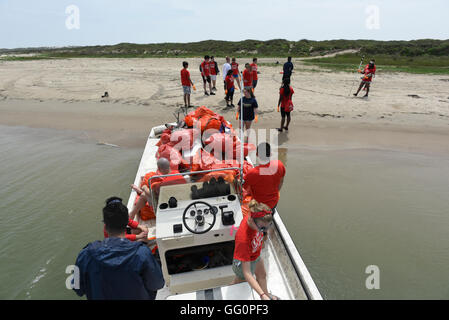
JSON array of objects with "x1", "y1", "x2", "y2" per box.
[
  {"x1": 198, "y1": 170, "x2": 236, "y2": 184},
  {"x1": 156, "y1": 129, "x2": 171, "y2": 147},
  {"x1": 241, "y1": 195, "x2": 253, "y2": 217},
  {"x1": 156, "y1": 144, "x2": 183, "y2": 170},
  {"x1": 134, "y1": 194, "x2": 156, "y2": 220},
  {"x1": 169, "y1": 129, "x2": 194, "y2": 151}
]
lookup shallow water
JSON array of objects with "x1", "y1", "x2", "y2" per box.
[
  {"x1": 278, "y1": 146, "x2": 449, "y2": 299},
  {"x1": 1, "y1": 125, "x2": 449, "y2": 299}
]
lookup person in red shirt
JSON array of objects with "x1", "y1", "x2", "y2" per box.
[
  {"x1": 243, "y1": 142, "x2": 286, "y2": 211},
  {"x1": 180, "y1": 61, "x2": 194, "y2": 108},
  {"x1": 242, "y1": 63, "x2": 253, "y2": 96},
  {"x1": 200, "y1": 55, "x2": 214, "y2": 96},
  {"x1": 231, "y1": 199, "x2": 279, "y2": 300},
  {"x1": 354, "y1": 59, "x2": 376, "y2": 98},
  {"x1": 224, "y1": 69, "x2": 235, "y2": 108},
  {"x1": 250, "y1": 58, "x2": 258, "y2": 90},
  {"x1": 231, "y1": 57, "x2": 242, "y2": 91},
  {"x1": 277, "y1": 78, "x2": 294, "y2": 132},
  {"x1": 209, "y1": 56, "x2": 219, "y2": 92}
]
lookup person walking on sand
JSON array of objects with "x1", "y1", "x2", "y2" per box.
[
  {"x1": 277, "y1": 78, "x2": 294, "y2": 132},
  {"x1": 250, "y1": 58, "x2": 259, "y2": 90},
  {"x1": 282, "y1": 56, "x2": 294, "y2": 83},
  {"x1": 209, "y1": 56, "x2": 219, "y2": 92},
  {"x1": 200, "y1": 55, "x2": 214, "y2": 96},
  {"x1": 353, "y1": 59, "x2": 376, "y2": 98},
  {"x1": 73, "y1": 197, "x2": 164, "y2": 300},
  {"x1": 231, "y1": 57, "x2": 242, "y2": 91},
  {"x1": 180, "y1": 61, "x2": 194, "y2": 108},
  {"x1": 231, "y1": 199, "x2": 280, "y2": 300}
]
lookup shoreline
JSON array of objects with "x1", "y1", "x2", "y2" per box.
[{"x1": 1, "y1": 98, "x2": 448, "y2": 157}]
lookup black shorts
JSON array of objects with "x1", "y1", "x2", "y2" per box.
[
  {"x1": 281, "y1": 108, "x2": 291, "y2": 117},
  {"x1": 226, "y1": 87, "x2": 235, "y2": 101},
  {"x1": 202, "y1": 75, "x2": 211, "y2": 84}
]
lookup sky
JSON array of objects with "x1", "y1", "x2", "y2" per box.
[{"x1": 0, "y1": 0, "x2": 448, "y2": 49}]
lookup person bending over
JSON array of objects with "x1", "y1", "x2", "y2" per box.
[{"x1": 231, "y1": 199, "x2": 279, "y2": 300}]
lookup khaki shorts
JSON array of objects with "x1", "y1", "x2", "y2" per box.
[
  {"x1": 232, "y1": 257, "x2": 260, "y2": 280},
  {"x1": 210, "y1": 75, "x2": 217, "y2": 81}
]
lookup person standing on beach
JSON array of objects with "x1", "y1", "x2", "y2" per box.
[
  {"x1": 180, "y1": 61, "x2": 194, "y2": 108},
  {"x1": 200, "y1": 55, "x2": 214, "y2": 96},
  {"x1": 283, "y1": 57, "x2": 294, "y2": 82},
  {"x1": 231, "y1": 57, "x2": 242, "y2": 91},
  {"x1": 225, "y1": 69, "x2": 235, "y2": 108},
  {"x1": 237, "y1": 88, "x2": 258, "y2": 133},
  {"x1": 73, "y1": 197, "x2": 164, "y2": 300},
  {"x1": 222, "y1": 56, "x2": 232, "y2": 94},
  {"x1": 250, "y1": 58, "x2": 259, "y2": 90},
  {"x1": 277, "y1": 78, "x2": 294, "y2": 132},
  {"x1": 209, "y1": 56, "x2": 219, "y2": 92},
  {"x1": 353, "y1": 59, "x2": 376, "y2": 98},
  {"x1": 242, "y1": 63, "x2": 254, "y2": 96}
]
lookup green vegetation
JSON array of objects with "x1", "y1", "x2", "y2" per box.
[
  {"x1": 1, "y1": 39, "x2": 448, "y2": 74},
  {"x1": 304, "y1": 53, "x2": 449, "y2": 75}
]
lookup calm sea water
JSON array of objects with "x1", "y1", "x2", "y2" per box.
[{"x1": 1, "y1": 125, "x2": 448, "y2": 299}]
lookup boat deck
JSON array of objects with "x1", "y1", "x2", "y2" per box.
[{"x1": 126, "y1": 129, "x2": 322, "y2": 300}]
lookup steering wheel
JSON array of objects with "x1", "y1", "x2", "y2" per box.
[{"x1": 182, "y1": 201, "x2": 217, "y2": 234}]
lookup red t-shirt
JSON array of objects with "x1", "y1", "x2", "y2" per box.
[
  {"x1": 231, "y1": 62, "x2": 239, "y2": 75},
  {"x1": 201, "y1": 61, "x2": 210, "y2": 76},
  {"x1": 279, "y1": 86, "x2": 294, "y2": 109},
  {"x1": 244, "y1": 160, "x2": 286, "y2": 208},
  {"x1": 250, "y1": 63, "x2": 258, "y2": 80},
  {"x1": 103, "y1": 219, "x2": 139, "y2": 241},
  {"x1": 362, "y1": 64, "x2": 376, "y2": 82},
  {"x1": 233, "y1": 216, "x2": 265, "y2": 262},
  {"x1": 225, "y1": 75, "x2": 234, "y2": 90},
  {"x1": 209, "y1": 61, "x2": 217, "y2": 75},
  {"x1": 243, "y1": 69, "x2": 252, "y2": 87},
  {"x1": 180, "y1": 68, "x2": 191, "y2": 86}
]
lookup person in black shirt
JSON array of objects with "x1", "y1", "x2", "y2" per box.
[
  {"x1": 237, "y1": 88, "x2": 259, "y2": 135},
  {"x1": 283, "y1": 57, "x2": 294, "y2": 82}
]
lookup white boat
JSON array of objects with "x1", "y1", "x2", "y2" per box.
[{"x1": 126, "y1": 121, "x2": 323, "y2": 300}]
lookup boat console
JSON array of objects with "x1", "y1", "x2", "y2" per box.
[{"x1": 155, "y1": 177, "x2": 243, "y2": 294}]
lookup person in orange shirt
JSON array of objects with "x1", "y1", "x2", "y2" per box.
[
  {"x1": 242, "y1": 63, "x2": 253, "y2": 96},
  {"x1": 180, "y1": 61, "x2": 194, "y2": 108},
  {"x1": 129, "y1": 158, "x2": 186, "y2": 221},
  {"x1": 250, "y1": 58, "x2": 258, "y2": 90},
  {"x1": 231, "y1": 57, "x2": 242, "y2": 91}
]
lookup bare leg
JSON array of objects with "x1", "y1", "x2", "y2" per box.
[
  {"x1": 254, "y1": 258, "x2": 269, "y2": 295},
  {"x1": 129, "y1": 185, "x2": 151, "y2": 220},
  {"x1": 285, "y1": 114, "x2": 291, "y2": 129},
  {"x1": 354, "y1": 82, "x2": 364, "y2": 96}
]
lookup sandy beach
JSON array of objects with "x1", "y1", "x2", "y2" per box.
[{"x1": 0, "y1": 57, "x2": 448, "y2": 153}]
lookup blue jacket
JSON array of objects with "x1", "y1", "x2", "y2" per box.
[{"x1": 73, "y1": 237, "x2": 164, "y2": 300}]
